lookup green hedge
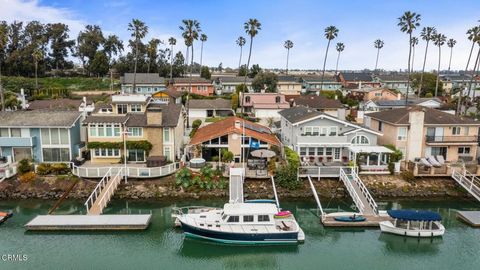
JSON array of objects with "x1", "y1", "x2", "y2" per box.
[
  {"x1": 284, "y1": 146, "x2": 300, "y2": 169},
  {"x1": 87, "y1": 140, "x2": 153, "y2": 152}
]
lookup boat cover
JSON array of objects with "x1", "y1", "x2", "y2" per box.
[{"x1": 387, "y1": 210, "x2": 442, "y2": 221}]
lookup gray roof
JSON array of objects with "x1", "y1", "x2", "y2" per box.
[
  {"x1": 215, "y1": 76, "x2": 253, "y2": 83},
  {"x1": 121, "y1": 73, "x2": 165, "y2": 85},
  {"x1": 83, "y1": 115, "x2": 128, "y2": 124},
  {"x1": 292, "y1": 95, "x2": 343, "y2": 109},
  {"x1": 173, "y1": 77, "x2": 211, "y2": 84},
  {"x1": 302, "y1": 75, "x2": 339, "y2": 83},
  {"x1": 278, "y1": 106, "x2": 322, "y2": 124},
  {"x1": 341, "y1": 72, "x2": 373, "y2": 82},
  {"x1": 375, "y1": 74, "x2": 409, "y2": 81},
  {"x1": 374, "y1": 98, "x2": 441, "y2": 107},
  {"x1": 277, "y1": 76, "x2": 300, "y2": 83},
  {"x1": 189, "y1": 98, "x2": 232, "y2": 110},
  {"x1": 0, "y1": 110, "x2": 82, "y2": 127},
  {"x1": 148, "y1": 103, "x2": 183, "y2": 127}
]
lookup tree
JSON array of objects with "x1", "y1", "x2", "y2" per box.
[
  {"x1": 249, "y1": 64, "x2": 261, "y2": 78},
  {"x1": 46, "y1": 23, "x2": 75, "y2": 71},
  {"x1": 199, "y1": 33, "x2": 207, "y2": 67},
  {"x1": 128, "y1": 19, "x2": 148, "y2": 94},
  {"x1": 0, "y1": 21, "x2": 8, "y2": 111},
  {"x1": 335, "y1": 42, "x2": 345, "y2": 74},
  {"x1": 146, "y1": 38, "x2": 161, "y2": 73},
  {"x1": 252, "y1": 72, "x2": 278, "y2": 92},
  {"x1": 373, "y1": 39, "x2": 384, "y2": 71},
  {"x1": 419, "y1": 26, "x2": 437, "y2": 97},
  {"x1": 411, "y1": 72, "x2": 443, "y2": 97},
  {"x1": 89, "y1": 51, "x2": 109, "y2": 76},
  {"x1": 243, "y1": 18, "x2": 261, "y2": 100},
  {"x1": 200, "y1": 66, "x2": 211, "y2": 79},
  {"x1": 238, "y1": 64, "x2": 247, "y2": 76},
  {"x1": 76, "y1": 25, "x2": 104, "y2": 74},
  {"x1": 320, "y1": 26, "x2": 339, "y2": 92},
  {"x1": 447, "y1": 38, "x2": 456, "y2": 71},
  {"x1": 172, "y1": 51, "x2": 186, "y2": 77},
  {"x1": 459, "y1": 26, "x2": 480, "y2": 114},
  {"x1": 283, "y1": 40, "x2": 293, "y2": 75},
  {"x1": 398, "y1": 11, "x2": 421, "y2": 105},
  {"x1": 410, "y1": 36, "x2": 418, "y2": 72},
  {"x1": 103, "y1": 35, "x2": 124, "y2": 90},
  {"x1": 433, "y1": 33, "x2": 446, "y2": 96},
  {"x1": 168, "y1": 37, "x2": 176, "y2": 80},
  {"x1": 231, "y1": 93, "x2": 239, "y2": 111},
  {"x1": 32, "y1": 48, "x2": 43, "y2": 90},
  {"x1": 236, "y1": 36, "x2": 246, "y2": 72},
  {"x1": 217, "y1": 62, "x2": 223, "y2": 72}
]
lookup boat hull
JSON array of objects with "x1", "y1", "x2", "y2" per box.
[
  {"x1": 180, "y1": 221, "x2": 299, "y2": 245},
  {"x1": 379, "y1": 221, "x2": 445, "y2": 237}
]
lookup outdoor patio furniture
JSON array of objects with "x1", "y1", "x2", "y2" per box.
[
  {"x1": 436, "y1": 155, "x2": 446, "y2": 165},
  {"x1": 427, "y1": 156, "x2": 442, "y2": 167},
  {"x1": 419, "y1": 158, "x2": 432, "y2": 167}
]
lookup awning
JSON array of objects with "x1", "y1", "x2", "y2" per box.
[
  {"x1": 348, "y1": 145, "x2": 394, "y2": 154},
  {"x1": 387, "y1": 210, "x2": 442, "y2": 221}
]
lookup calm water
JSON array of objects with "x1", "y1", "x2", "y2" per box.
[{"x1": 0, "y1": 198, "x2": 479, "y2": 270}]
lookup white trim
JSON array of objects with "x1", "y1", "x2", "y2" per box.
[
  {"x1": 342, "y1": 128, "x2": 383, "y2": 136},
  {"x1": 291, "y1": 113, "x2": 382, "y2": 136}
]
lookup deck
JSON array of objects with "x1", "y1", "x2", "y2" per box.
[
  {"x1": 457, "y1": 211, "x2": 480, "y2": 227},
  {"x1": 322, "y1": 215, "x2": 392, "y2": 227},
  {"x1": 24, "y1": 215, "x2": 152, "y2": 231}
]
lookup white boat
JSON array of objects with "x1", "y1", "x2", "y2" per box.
[
  {"x1": 173, "y1": 203, "x2": 304, "y2": 245},
  {"x1": 379, "y1": 210, "x2": 445, "y2": 237}
]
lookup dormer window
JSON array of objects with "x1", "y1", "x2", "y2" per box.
[{"x1": 117, "y1": 104, "x2": 127, "y2": 114}]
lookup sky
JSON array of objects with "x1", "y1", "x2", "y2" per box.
[{"x1": 1, "y1": 0, "x2": 479, "y2": 71}]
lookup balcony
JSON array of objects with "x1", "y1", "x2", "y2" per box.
[
  {"x1": 0, "y1": 136, "x2": 36, "y2": 147},
  {"x1": 425, "y1": 135, "x2": 480, "y2": 144},
  {"x1": 298, "y1": 134, "x2": 349, "y2": 145}
]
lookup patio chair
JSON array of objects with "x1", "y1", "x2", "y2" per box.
[
  {"x1": 436, "y1": 155, "x2": 446, "y2": 165},
  {"x1": 427, "y1": 156, "x2": 442, "y2": 167},
  {"x1": 419, "y1": 158, "x2": 432, "y2": 167}
]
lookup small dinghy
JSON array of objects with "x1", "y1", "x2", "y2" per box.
[
  {"x1": 0, "y1": 212, "x2": 13, "y2": 225},
  {"x1": 334, "y1": 214, "x2": 366, "y2": 222}
]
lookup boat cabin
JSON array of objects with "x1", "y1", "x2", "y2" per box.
[{"x1": 220, "y1": 203, "x2": 278, "y2": 225}]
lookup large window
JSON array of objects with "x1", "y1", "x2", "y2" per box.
[
  {"x1": 397, "y1": 127, "x2": 407, "y2": 141},
  {"x1": 163, "y1": 128, "x2": 170, "y2": 143},
  {"x1": 41, "y1": 128, "x2": 69, "y2": 145},
  {"x1": 117, "y1": 104, "x2": 128, "y2": 114},
  {"x1": 42, "y1": 148, "x2": 70, "y2": 162},
  {"x1": 93, "y1": 148, "x2": 120, "y2": 157},
  {"x1": 10, "y1": 128, "x2": 21, "y2": 137},
  {"x1": 243, "y1": 215, "x2": 254, "y2": 222},
  {"x1": 227, "y1": 216, "x2": 239, "y2": 222},
  {"x1": 163, "y1": 146, "x2": 171, "y2": 161},
  {"x1": 128, "y1": 127, "x2": 143, "y2": 137},
  {"x1": 351, "y1": 135, "x2": 370, "y2": 145},
  {"x1": 0, "y1": 128, "x2": 8, "y2": 137},
  {"x1": 458, "y1": 147, "x2": 471, "y2": 155},
  {"x1": 89, "y1": 124, "x2": 121, "y2": 137},
  {"x1": 258, "y1": 215, "x2": 270, "y2": 222},
  {"x1": 128, "y1": 149, "x2": 145, "y2": 162},
  {"x1": 131, "y1": 104, "x2": 142, "y2": 112}
]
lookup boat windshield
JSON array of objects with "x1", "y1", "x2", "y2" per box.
[{"x1": 222, "y1": 214, "x2": 228, "y2": 221}]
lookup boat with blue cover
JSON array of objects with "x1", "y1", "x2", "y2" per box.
[{"x1": 379, "y1": 210, "x2": 445, "y2": 237}]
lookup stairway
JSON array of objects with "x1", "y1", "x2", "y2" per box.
[
  {"x1": 339, "y1": 168, "x2": 378, "y2": 215},
  {"x1": 452, "y1": 169, "x2": 480, "y2": 202},
  {"x1": 85, "y1": 168, "x2": 124, "y2": 215}
]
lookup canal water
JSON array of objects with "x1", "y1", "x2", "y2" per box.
[{"x1": 0, "y1": 198, "x2": 479, "y2": 270}]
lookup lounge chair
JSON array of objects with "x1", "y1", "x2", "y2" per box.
[
  {"x1": 419, "y1": 158, "x2": 432, "y2": 167},
  {"x1": 427, "y1": 156, "x2": 442, "y2": 167},
  {"x1": 436, "y1": 155, "x2": 446, "y2": 165}
]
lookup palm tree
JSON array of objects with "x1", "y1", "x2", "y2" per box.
[
  {"x1": 146, "y1": 38, "x2": 161, "y2": 73},
  {"x1": 464, "y1": 26, "x2": 480, "y2": 100},
  {"x1": 419, "y1": 26, "x2": 437, "y2": 96},
  {"x1": 104, "y1": 35, "x2": 124, "y2": 91},
  {"x1": 284, "y1": 40, "x2": 294, "y2": 75},
  {"x1": 199, "y1": 33, "x2": 207, "y2": 67},
  {"x1": 168, "y1": 37, "x2": 176, "y2": 80},
  {"x1": 243, "y1": 19, "x2": 262, "y2": 91},
  {"x1": 179, "y1": 19, "x2": 201, "y2": 127},
  {"x1": 467, "y1": 38, "x2": 480, "y2": 106},
  {"x1": 320, "y1": 26, "x2": 339, "y2": 91},
  {"x1": 32, "y1": 49, "x2": 43, "y2": 90},
  {"x1": 236, "y1": 36, "x2": 246, "y2": 72},
  {"x1": 446, "y1": 38, "x2": 456, "y2": 71},
  {"x1": 373, "y1": 39, "x2": 384, "y2": 71},
  {"x1": 0, "y1": 23, "x2": 6, "y2": 111},
  {"x1": 127, "y1": 19, "x2": 148, "y2": 94},
  {"x1": 335, "y1": 42, "x2": 345, "y2": 74},
  {"x1": 398, "y1": 11, "x2": 421, "y2": 105},
  {"x1": 433, "y1": 33, "x2": 446, "y2": 97},
  {"x1": 410, "y1": 36, "x2": 419, "y2": 72}
]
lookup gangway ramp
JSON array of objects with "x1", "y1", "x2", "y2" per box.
[
  {"x1": 339, "y1": 168, "x2": 378, "y2": 215},
  {"x1": 452, "y1": 169, "x2": 480, "y2": 202},
  {"x1": 229, "y1": 168, "x2": 245, "y2": 203},
  {"x1": 85, "y1": 167, "x2": 124, "y2": 215}
]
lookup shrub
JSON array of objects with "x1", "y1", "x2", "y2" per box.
[
  {"x1": 36, "y1": 163, "x2": 52, "y2": 175},
  {"x1": 189, "y1": 119, "x2": 203, "y2": 138},
  {"x1": 388, "y1": 162, "x2": 395, "y2": 175},
  {"x1": 175, "y1": 167, "x2": 192, "y2": 188},
  {"x1": 284, "y1": 147, "x2": 300, "y2": 169},
  {"x1": 276, "y1": 164, "x2": 302, "y2": 190},
  {"x1": 17, "y1": 159, "x2": 33, "y2": 174},
  {"x1": 19, "y1": 171, "x2": 37, "y2": 183},
  {"x1": 221, "y1": 149, "x2": 234, "y2": 163},
  {"x1": 401, "y1": 171, "x2": 416, "y2": 183},
  {"x1": 51, "y1": 163, "x2": 71, "y2": 175}
]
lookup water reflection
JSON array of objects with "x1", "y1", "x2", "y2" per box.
[{"x1": 378, "y1": 233, "x2": 443, "y2": 255}]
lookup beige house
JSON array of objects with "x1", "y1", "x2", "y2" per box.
[
  {"x1": 365, "y1": 106, "x2": 480, "y2": 163},
  {"x1": 277, "y1": 76, "x2": 302, "y2": 95}
]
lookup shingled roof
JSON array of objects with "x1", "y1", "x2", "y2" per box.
[
  {"x1": 0, "y1": 110, "x2": 82, "y2": 127},
  {"x1": 121, "y1": 73, "x2": 165, "y2": 84},
  {"x1": 292, "y1": 95, "x2": 343, "y2": 109},
  {"x1": 341, "y1": 72, "x2": 373, "y2": 82},
  {"x1": 278, "y1": 106, "x2": 322, "y2": 124},
  {"x1": 27, "y1": 98, "x2": 90, "y2": 110},
  {"x1": 189, "y1": 98, "x2": 232, "y2": 110}
]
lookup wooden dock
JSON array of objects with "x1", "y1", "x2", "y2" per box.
[
  {"x1": 457, "y1": 211, "x2": 480, "y2": 227},
  {"x1": 24, "y1": 215, "x2": 152, "y2": 231},
  {"x1": 322, "y1": 215, "x2": 392, "y2": 227}
]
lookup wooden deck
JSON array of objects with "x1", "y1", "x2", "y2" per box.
[
  {"x1": 322, "y1": 215, "x2": 392, "y2": 227},
  {"x1": 25, "y1": 215, "x2": 152, "y2": 231},
  {"x1": 457, "y1": 211, "x2": 480, "y2": 227}
]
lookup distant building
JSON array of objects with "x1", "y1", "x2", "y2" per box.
[
  {"x1": 276, "y1": 76, "x2": 302, "y2": 95},
  {"x1": 150, "y1": 87, "x2": 183, "y2": 105},
  {"x1": 240, "y1": 93, "x2": 290, "y2": 119},
  {"x1": 363, "y1": 97, "x2": 443, "y2": 111},
  {"x1": 212, "y1": 76, "x2": 253, "y2": 94},
  {"x1": 338, "y1": 72, "x2": 380, "y2": 88},
  {"x1": 172, "y1": 77, "x2": 214, "y2": 96},
  {"x1": 120, "y1": 73, "x2": 166, "y2": 95},
  {"x1": 289, "y1": 95, "x2": 345, "y2": 118},
  {"x1": 373, "y1": 74, "x2": 410, "y2": 94},
  {"x1": 301, "y1": 75, "x2": 342, "y2": 92},
  {"x1": 27, "y1": 98, "x2": 95, "y2": 115},
  {"x1": 189, "y1": 99, "x2": 234, "y2": 122}
]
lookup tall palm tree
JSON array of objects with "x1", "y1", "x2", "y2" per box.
[
  {"x1": 243, "y1": 19, "x2": 262, "y2": 92},
  {"x1": 373, "y1": 39, "x2": 384, "y2": 71},
  {"x1": 168, "y1": 37, "x2": 176, "y2": 80},
  {"x1": 320, "y1": 26, "x2": 339, "y2": 91},
  {"x1": 447, "y1": 38, "x2": 456, "y2": 71},
  {"x1": 464, "y1": 26, "x2": 480, "y2": 100},
  {"x1": 127, "y1": 19, "x2": 148, "y2": 94},
  {"x1": 398, "y1": 11, "x2": 421, "y2": 105},
  {"x1": 433, "y1": 33, "x2": 446, "y2": 97},
  {"x1": 467, "y1": 39, "x2": 480, "y2": 106},
  {"x1": 236, "y1": 36, "x2": 246, "y2": 73},
  {"x1": 179, "y1": 19, "x2": 201, "y2": 127},
  {"x1": 0, "y1": 22, "x2": 6, "y2": 111},
  {"x1": 410, "y1": 36, "x2": 418, "y2": 72},
  {"x1": 419, "y1": 26, "x2": 436, "y2": 96},
  {"x1": 284, "y1": 40, "x2": 294, "y2": 75},
  {"x1": 104, "y1": 35, "x2": 124, "y2": 91},
  {"x1": 199, "y1": 33, "x2": 207, "y2": 67},
  {"x1": 32, "y1": 49, "x2": 43, "y2": 91},
  {"x1": 335, "y1": 42, "x2": 345, "y2": 74}
]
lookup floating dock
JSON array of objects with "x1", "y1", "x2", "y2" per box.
[
  {"x1": 322, "y1": 214, "x2": 391, "y2": 227},
  {"x1": 456, "y1": 211, "x2": 480, "y2": 227},
  {"x1": 24, "y1": 215, "x2": 152, "y2": 231}
]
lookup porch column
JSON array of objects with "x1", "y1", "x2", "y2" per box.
[
  {"x1": 366, "y1": 155, "x2": 370, "y2": 166},
  {"x1": 377, "y1": 153, "x2": 381, "y2": 166}
]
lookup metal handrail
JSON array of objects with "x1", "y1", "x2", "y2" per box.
[
  {"x1": 96, "y1": 168, "x2": 123, "y2": 214},
  {"x1": 339, "y1": 168, "x2": 365, "y2": 214},
  {"x1": 84, "y1": 167, "x2": 112, "y2": 213},
  {"x1": 452, "y1": 169, "x2": 480, "y2": 201},
  {"x1": 351, "y1": 169, "x2": 378, "y2": 214},
  {"x1": 425, "y1": 135, "x2": 480, "y2": 143}
]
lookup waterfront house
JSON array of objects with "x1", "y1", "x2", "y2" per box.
[
  {"x1": 240, "y1": 93, "x2": 290, "y2": 120},
  {"x1": 150, "y1": 87, "x2": 183, "y2": 105},
  {"x1": 365, "y1": 106, "x2": 480, "y2": 163},
  {"x1": 373, "y1": 74, "x2": 409, "y2": 94},
  {"x1": 188, "y1": 98, "x2": 234, "y2": 122},
  {"x1": 277, "y1": 76, "x2": 302, "y2": 95},
  {"x1": 83, "y1": 94, "x2": 184, "y2": 163},
  {"x1": 120, "y1": 73, "x2": 166, "y2": 95},
  {"x1": 301, "y1": 75, "x2": 342, "y2": 92},
  {"x1": 338, "y1": 72, "x2": 380, "y2": 88},
  {"x1": 279, "y1": 106, "x2": 392, "y2": 172},
  {"x1": 289, "y1": 95, "x2": 345, "y2": 118},
  {"x1": 172, "y1": 77, "x2": 214, "y2": 96},
  {"x1": 212, "y1": 76, "x2": 253, "y2": 94},
  {"x1": 188, "y1": 116, "x2": 281, "y2": 163},
  {"x1": 0, "y1": 110, "x2": 83, "y2": 163}
]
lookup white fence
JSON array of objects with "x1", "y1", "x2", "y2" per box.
[
  {"x1": 0, "y1": 162, "x2": 17, "y2": 181},
  {"x1": 298, "y1": 166, "x2": 355, "y2": 179},
  {"x1": 72, "y1": 163, "x2": 180, "y2": 179}
]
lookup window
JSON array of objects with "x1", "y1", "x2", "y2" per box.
[
  {"x1": 275, "y1": 96, "x2": 281, "y2": 103},
  {"x1": 325, "y1": 147, "x2": 333, "y2": 156},
  {"x1": 245, "y1": 96, "x2": 251, "y2": 103},
  {"x1": 317, "y1": 147, "x2": 324, "y2": 156},
  {"x1": 59, "y1": 129, "x2": 69, "y2": 144},
  {"x1": 243, "y1": 215, "x2": 254, "y2": 222},
  {"x1": 0, "y1": 128, "x2": 8, "y2": 137},
  {"x1": 41, "y1": 128, "x2": 69, "y2": 145},
  {"x1": 41, "y1": 129, "x2": 50, "y2": 144},
  {"x1": 227, "y1": 216, "x2": 239, "y2": 222},
  {"x1": 163, "y1": 146, "x2": 171, "y2": 161},
  {"x1": 300, "y1": 147, "x2": 307, "y2": 156},
  {"x1": 375, "y1": 92, "x2": 382, "y2": 97},
  {"x1": 42, "y1": 148, "x2": 70, "y2": 162},
  {"x1": 10, "y1": 128, "x2": 21, "y2": 137},
  {"x1": 89, "y1": 124, "x2": 97, "y2": 137},
  {"x1": 378, "y1": 121, "x2": 383, "y2": 132},
  {"x1": 105, "y1": 124, "x2": 113, "y2": 137},
  {"x1": 329, "y1": 127, "x2": 337, "y2": 136},
  {"x1": 50, "y1": 129, "x2": 59, "y2": 144},
  {"x1": 128, "y1": 149, "x2": 145, "y2": 162},
  {"x1": 131, "y1": 104, "x2": 141, "y2": 112},
  {"x1": 351, "y1": 135, "x2": 370, "y2": 145},
  {"x1": 458, "y1": 147, "x2": 471, "y2": 155},
  {"x1": 98, "y1": 124, "x2": 105, "y2": 136},
  {"x1": 90, "y1": 124, "x2": 120, "y2": 137},
  {"x1": 114, "y1": 125, "x2": 121, "y2": 137},
  {"x1": 117, "y1": 104, "x2": 128, "y2": 114},
  {"x1": 397, "y1": 127, "x2": 407, "y2": 141},
  {"x1": 308, "y1": 147, "x2": 315, "y2": 156},
  {"x1": 431, "y1": 147, "x2": 447, "y2": 159},
  {"x1": 128, "y1": 127, "x2": 143, "y2": 137},
  {"x1": 163, "y1": 128, "x2": 170, "y2": 143},
  {"x1": 93, "y1": 148, "x2": 120, "y2": 157},
  {"x1": 258, "y1": 215, "x2": 270, "y2": 222},
  {"x1": 452, "y1": 126, "x2": 461, "y2": 135}
]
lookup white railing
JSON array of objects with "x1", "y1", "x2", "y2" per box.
[
  {"x1": 72, "y1": 163, "x2": 179, "y2": 179},
  {"x1": 0, "y1": 162, "x2": 17, "y2": 181},
  {"x1": 270, "y1": 176, "x2": 280, "y2": 208},
  {"x1": 452, "y1": 169, "x2": 480, "y2": 202},
  {"x1": 298, "y1": 166, "x2": 353, "y2": 179},
  {"x1": 84, "y1": 167, "x2": 113, "y2": 214},
  {"x1": 351, "y1": 169, "x2": 378, "y2": 215},
  {"x1": 339, "y1": 168, "x2": 365, "y2": 214},
  {"x1": 95, "y1": 168, "x2": 124, "y2": 214}
]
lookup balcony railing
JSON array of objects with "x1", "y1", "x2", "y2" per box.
[{"x1": 425, "y1": 135, "x2": 480, "y2": 143}]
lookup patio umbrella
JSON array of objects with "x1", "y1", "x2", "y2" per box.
[{"x1": 251, "y1": 149, "x2": 276, "y2": 158}]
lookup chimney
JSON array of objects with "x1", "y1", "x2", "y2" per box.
[
  {"x1": 397, "y1": 93, "x2": 402, "y2": 100},
  {"x1": 147, "y1": 107, "x2": 163, "y2": 126},
  {"x1": 20, "y1": 88, "x2": 27, "y2": 109},
  {"x1": 235, "y1": 119, "x2": 241, "y2": 129}
]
